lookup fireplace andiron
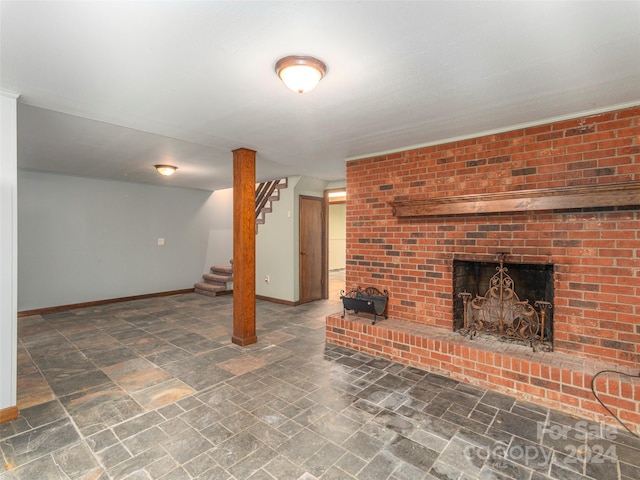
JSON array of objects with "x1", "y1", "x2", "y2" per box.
[
  {"x1": 340, "y1": 286, "x2": 389, "y2": 325},
  {"x1": 458, "y1": 253, "x2": 553, "y2": 352}
]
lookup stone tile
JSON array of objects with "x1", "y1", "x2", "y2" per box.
[
  {"x1": 309, "y1": 412, "x2": 362, "y2": 445},
  {"x1": 199, "y1": 421, "x2": 235, "y2": 446},
  {"x1": 37, "y1": 350, "x2": 96, "y2": 380},
  {"x1": 371, "y1": 410, "x2": 417, "y2": 436},
  {"x1": 333, "y1": 451, "x2": 367, "y2": 476},
  {"x1": 17, "y1": 399, "x2": 67, "y2": 430},
  {"x1": 493, "y1": 410, "x2": 543, "y2": 443},
  {"x1": 105, "y1": 445, "x2": 168, "y2": 479},
  {"x1": 156, "y1": 402, "x2": 184, "y2": 420},
  {"x1": 122, "y1": 427, "x2": 169, "y2": 455},
  {"x1": 201, "y1": 346, "x2": 244, "y2": 364},
  {"x1": 278, "y1": 429, "x2": 330, "y2": 465},
  {"x1": 392, "y1": 460, "x2": 431, "y2": 480},
  {"x1": 264, "y1": 454, "x2": 308, "y2": 480},
  {"x1": 162, "y1": 356, "x2": 234, "y2": 391},
  {"x1": 182, "y1": 452, "x2": 215, "y2": 477},
  {"x1": 318, "y1": 465, "x2": 357, "y2": 479},
  {"x1": 59, "y1": 383, "x2": 144, "y2": 435},
  {"x1": 16, "y1": 371, "x2": 55, "y2": 409},
  {"x1": 168, "y1": 332, "x2": 208, "y2": 348},
  {"x1": 157, "y1": 417, "x2": 191, "y2": 437},
  {"x1": 113, "y1": 411, "x2": 164, "y2": 440},
  {"x1": 247, "y1": 421, "x2": 290, "y2": 448},
  {"x1": 480, "y1": 390, "x2": 516, "y2": 410},
  {"x1": 48, "y1": 369, "x2": 112, "y2": 397},
  {"x1": 0, "y1": 453, "x2": 67, "y2": 480},
  {"x1": 387, "y1": 435, "x2": 439, "y2": 472},
  {"x1": 437, "y1": 436, "x2": 485, "y2": 477},
  {"x1": 502, "y1": 437, "x2": 553, "y2": 474},
  {"x1": 218, "y1": 354, "x2": 268, "y2": 376},
  {"x1": 131, "y1": 378, "x2": 196, "y2": 410},
  {"x1": 176, "y1": 395, "x2": 203, "y2": 411},
  {"x1": 226, "y1": 444, "x2": 278, "y2": 479},
  {"x1": 442, "y1": 410, "x2": 488, "y2": 435},
  {"x1": 301, "y1": 442, "x2": 346, "y2": 478},
  {"x1": 209, "y1": 431, "x2": 266, "y2": 468},
  {"x1": 0, "y1": 418, "x2": 79, "y2": 469},
  {"x1": 86, "y1": 428, "x2": 119, "y2": 453},
  {"x1": 159, "y1": 466, "x2": 191, "y2": 479},
  {"x1": 103, "y1": 358, "x2": 171, "y2": 393},
  {"x1": 340, "y1": 431, "x2": 384, "y2": 462},
  {"x1": 194, "y1": 465, "x2": 234, "y2": 480},
  {"x1": 86, "y1": 345, "x2": 140, "y2": 368},
  {"x1": 160, "y1": 427, "x2": 213, "y2": 464},
  {"x1": 420, "y1": 414, "x2": 459, "y2": 441},
  {"x1": 409, "y1": 429, "x2": 449, "y2": 453},
  {"x1": 51, "y1": 442, "x2": 104, "y2": 479},
  {"x1": 144, "y1": 346, "x2": 193, "y2": 366},
  {"x1": 357, "y1": 451, "x2": 398, "y2": 480},
  {"x1": 95, "y1": 442, "x2": 132, "y2": 469},
  {"x1": 374, "y1": 373, "x2": 416, "y2": 393}
]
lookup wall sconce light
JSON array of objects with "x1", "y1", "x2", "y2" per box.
[
  {"x1": 275, "y1": 55, "x2": 327, "y2": 94},
  {"x1": 155, "y1": 164, "x2": 177, "y2": 176}
]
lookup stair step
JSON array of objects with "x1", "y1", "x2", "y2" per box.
[
  {"x1": 194, "y1": 282, "x2": 226, "y2": 293},
  {"x1": 209, "y1": 265, "x2": 232, "y2": 275},
  {"x1": 194, "y1": 287, "x2": 221, "y2": 297},
  {"x1": 195, "y1": 260, "x2": 233, "y2": 297},
  {"x1": 202, "y1": 273, "x2": 232, "y2": 284}
]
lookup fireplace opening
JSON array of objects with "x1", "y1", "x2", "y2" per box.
[{"x1": 453, "y1": 253, "x2": 554, "y2": 350}]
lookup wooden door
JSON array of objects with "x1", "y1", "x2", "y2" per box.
[{"x1": 299, "y1": 195, "x2": 326, "y2": 303}]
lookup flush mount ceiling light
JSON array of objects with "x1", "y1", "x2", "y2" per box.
[
  {"x1": 154, "y1": 164, "x2": 177, "y2": 176},
  {"x1": 275, "y1": 55, "x2": 327, "y2": 94}
]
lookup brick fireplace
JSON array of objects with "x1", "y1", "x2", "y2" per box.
[{"x1": 326, "y1": 106, "x2": 640, "y2": 430}]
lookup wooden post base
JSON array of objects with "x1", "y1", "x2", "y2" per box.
[{"x1": 231, "y1": 334, "x2": 258, "y2": 347}]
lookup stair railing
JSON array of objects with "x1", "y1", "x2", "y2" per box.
[{"x1": 255, "y1": 180, "x2": 280, "y2": 219}]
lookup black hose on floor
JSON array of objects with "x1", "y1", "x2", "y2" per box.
[{"x1": 590, "y1": 369, "x2": 640, "y2": 438}]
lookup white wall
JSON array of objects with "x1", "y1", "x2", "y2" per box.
[
  {"x1": 256, "y1": 177, "x2": 298, "y2": 302},
  {"x1": 18, "y1": 171, "x2": 230, "y2": 311},
  {"x1": 256, "y1": 176, "x2": 328, "y2": 302},
  {"x1": 202, "y1": 187, "x2": 233, "y2": 272},
  {"x1": 1, "y1": 92, "x2": 18, "y2": 412}
]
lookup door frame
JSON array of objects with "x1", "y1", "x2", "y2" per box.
[{"x1": 299, "y1": 195, "x2": 327, "y2": 303}]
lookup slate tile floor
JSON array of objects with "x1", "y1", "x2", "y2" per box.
[{"x1": 1, "y1": 291, "x2": 639, "y2": 480}]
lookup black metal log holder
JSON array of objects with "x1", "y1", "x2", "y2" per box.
[{"x1": 340, "y1": 286, "x2": 389, "y2": 325}]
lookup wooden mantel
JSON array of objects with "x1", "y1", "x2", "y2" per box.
[{"x1": 388, "y1": 182, "x2": 640, "y2": 218}]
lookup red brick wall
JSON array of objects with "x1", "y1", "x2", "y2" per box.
[{"x1": 345, "y1": 106, "x2": 640, "y2": 367}]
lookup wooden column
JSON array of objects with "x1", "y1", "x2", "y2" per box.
[{"x1": 232, "y1": 148, "x2": 257, "y2": 346}]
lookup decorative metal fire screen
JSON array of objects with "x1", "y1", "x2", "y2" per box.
[{"x1": 458, "y1": 253, "x2": 553, "y2": 351}]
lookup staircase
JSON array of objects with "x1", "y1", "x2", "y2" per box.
[
  {"x1": 256, "y1": 178, "x2": 287, "y2": 229},
  {"x1": 194, "y1": 178, "x2": 287, "y2": 297},
  {"x1": 194, "y1": 261, "x2": 233, "y2": 297}
]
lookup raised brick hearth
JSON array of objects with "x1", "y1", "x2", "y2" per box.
[{"x1": 327, "y1": 105, "x2": 640, "y2": 430}]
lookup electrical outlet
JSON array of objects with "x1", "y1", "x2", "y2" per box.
[
  {"x1": 264, "y1": 275, "x2": 270, "y2": 284},
  {"x1": 157, "y1": 238, "x2": 165, "y2": 246}
]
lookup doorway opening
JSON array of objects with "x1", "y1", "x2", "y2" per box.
[{"x1": 324, "y1": 189, "x2": 346, "y2": 300}]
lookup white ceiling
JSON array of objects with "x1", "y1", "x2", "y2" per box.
[{"x1": 2, "y1": 1, "x2": 639, "y2": 191}]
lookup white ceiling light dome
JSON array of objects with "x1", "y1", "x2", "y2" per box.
[{"x1": 275, "y1": 55, "x2": 327, "y2": 94}]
